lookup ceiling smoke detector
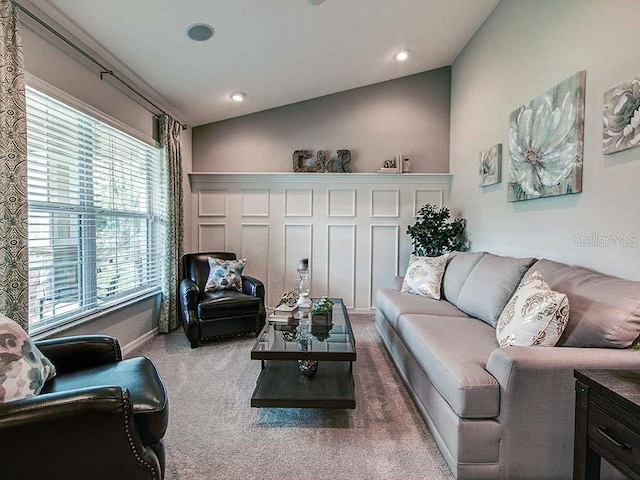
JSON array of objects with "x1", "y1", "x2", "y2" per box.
[{"x1": 186, "y1": 24, "x2": 214, "y2": 42}]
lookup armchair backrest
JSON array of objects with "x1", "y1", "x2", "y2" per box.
[{"x1": 182, "y1": 252, "x2": 237, "y2": 290}]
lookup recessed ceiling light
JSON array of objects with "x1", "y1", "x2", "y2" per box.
[
  {"x1": 230, "y1": 92, "x2": 246, "y2": 102},
  {"x1": 186, "y1": 23, "x2": 214, "y2": 42},
  {"x1": 394, "y1": 50, "x2": 409, "y2": 61}
]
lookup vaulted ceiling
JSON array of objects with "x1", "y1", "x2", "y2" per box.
[{"x1": 31, "y1": 0, "x2": 499, "y2": 127}]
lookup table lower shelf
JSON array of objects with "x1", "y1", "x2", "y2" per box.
[{"x1": 251, "y1": 360, "x2": 355, "y2": 409}]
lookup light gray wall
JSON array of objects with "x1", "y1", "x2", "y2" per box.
[
  {"x1": 193, "y1": 68, "x2": 451, "y2": 173},
  {"x1": 22, "y1": 24, "x2": 155, "y2": 140},
  {"x1": 21, "y1": 23, "x2": 192, "y2": 346},
  {"x1": 182, "y1": 128, "x2": 194, "y2": 252},
  {"x1": 47, "y1": 295, "x2": 161, "y2": 344},
  {"x1": 449, "y1": 0, "x2": 640, "y2": 281}
]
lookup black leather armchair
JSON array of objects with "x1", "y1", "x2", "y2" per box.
[
  {"x1": 0, "y1": 335, "x2": 168, "y2": 480},
  {"x1": 180, "y1": 252, "x2": 266, "y2": 348}
]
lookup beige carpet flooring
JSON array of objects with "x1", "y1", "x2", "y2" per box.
[{"x1": 131, "y1": 313, "x2": 454, "y2": 480}]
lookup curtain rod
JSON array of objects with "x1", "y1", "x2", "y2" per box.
[{"x1": 12, "y1": 0, "x2": 188, "y2": 130}]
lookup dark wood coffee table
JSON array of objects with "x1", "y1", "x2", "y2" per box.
[{"x1": 250, "y1": 298, "x2": 356, "y2": 409}]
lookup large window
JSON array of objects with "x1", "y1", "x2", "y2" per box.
[{"x1": 26, "y1": 86, "x2": 165, "y2": 334}]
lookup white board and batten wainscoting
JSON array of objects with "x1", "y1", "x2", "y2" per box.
[{"x1": 188, "y1": 173, "x2": 452, "y2": 311}]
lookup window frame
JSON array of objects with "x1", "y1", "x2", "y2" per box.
[{"x1": 25, "y1": 75, "x2": 165, "y2": 336}]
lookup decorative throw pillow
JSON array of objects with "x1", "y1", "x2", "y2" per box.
[
  {"x1": 0, "y1": 314, "x2": 56, "y2": 403},
  {"x1": 496, "y1": 271, "x2": 570, "y2": 347},
  {"x1": 204, "y1": 257, "x2": 246, "y2": 292},
  {"x1": 401, "y1": 254, "x2": 449, "y2": 300}
]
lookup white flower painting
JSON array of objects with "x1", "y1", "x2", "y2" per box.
[
  {"x1": 603, "y1": 77, "x2": 640, "y2": 154},
  {"x1": 479, "y1": 143, "x2": 502, "y2": 187},
  {"x1": 508, "y1": 71, "x2": 585, "y2": 202}
]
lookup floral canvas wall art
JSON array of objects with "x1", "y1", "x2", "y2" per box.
[
  {"x1": 479, "y1": 143, "x2": 502, "y2": 187},
  {"x1": 603, "y1": 77, "x2": 640, "y2": 154},
  {"x1": 508, "y1": 71, "x2": 585, "y2": 202}
]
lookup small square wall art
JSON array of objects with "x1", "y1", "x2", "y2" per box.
[
  {"x1": 508, "y1": 70, "x2": 585, "y2": 202},
  {"x1": 479, "y1": 143, "x2": 502, "y2": 187},
  {"x1": 603, "y1": 76, "x2": 640, "y2": 154}
]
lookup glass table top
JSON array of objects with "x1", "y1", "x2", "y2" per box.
[{"x1": 251, "y1": 298, "x2": 356, "y2": 361}]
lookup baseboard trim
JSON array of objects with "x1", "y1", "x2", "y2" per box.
[
  {"x1": 348, "y1": 307, "x2": 376, "y2": 314},
  {"x1": 122, "y1": 328, "x2": 159, "y2": 357}
]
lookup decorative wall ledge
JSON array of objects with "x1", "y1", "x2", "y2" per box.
[{"x1": 189, "y1": 172, "x2": 452, "y2": 185}]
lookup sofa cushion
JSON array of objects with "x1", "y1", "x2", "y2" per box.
[
  {"x1": 401, "y1": 253, "x2": 449, "y2": 299},
  {"x1": 396, "y1": 314, "x2": 500, "y2": 418},
  {"x1": 376, "y1": 288, "x2": 470, "y2": 331},
  {"x1": 525, "y1": 259, "x2": 640, "y2": 348},
  {"x1": 456, "y1": 253, "x2": 536, "y2": 327},
  {"x1": 442, "y1": 251, "x2": 485, "y2": 304},
  {"x1": 496, "y1": 271, "x2": 570, "y2": 347}
]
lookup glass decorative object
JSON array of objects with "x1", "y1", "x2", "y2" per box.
[
  {"x1": 297, "y1": 336, "x2": 318, "y2": 377},
  {"x1": 296, "y1": 257, "x2": 311, "y2": 317}
]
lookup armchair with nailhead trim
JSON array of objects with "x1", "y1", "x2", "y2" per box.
[
  {"x1": 0, "y1": 335, "x2": 168, "y2": 480},
  {"x1": 179, "y1": 251, "x2": 266, "y2": 348},
  {"x1": 180, "y1": 252, "x2": 267, "y2": 348}
]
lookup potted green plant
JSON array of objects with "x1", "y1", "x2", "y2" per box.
[
  {"x1": 406, "y1": 204, "x2": 468, "y2": 256},
  {"x1": 311, "y1": 297, "x2": 333, "y2": 320},
  {"x1": 311, "y1": 297, "x2": 333, "y2": 342}
]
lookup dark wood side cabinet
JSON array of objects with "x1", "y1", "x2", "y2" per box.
[{"x1": 574, "y1": 370, "x2": 640, "y2": 480}]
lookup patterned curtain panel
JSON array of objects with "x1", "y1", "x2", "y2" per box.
[
  {"x1": 0, "y1": 1, "x2": 28, "y2": 329},
  {"x1": 159, "y1": 114, "x2": 184, "y2": 333}
]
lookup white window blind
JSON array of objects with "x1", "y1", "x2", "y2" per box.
[{"x1": 26, "y1": 85, "x2": 166, "y2": 334}]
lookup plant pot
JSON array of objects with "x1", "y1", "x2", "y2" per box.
[{"x1": 311, "y1": 311, "x2": 332, "y2": 324}]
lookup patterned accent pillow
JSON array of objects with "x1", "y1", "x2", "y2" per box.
[
  {"x1": 401, "y1": 254, "x2": 449, "y2": 300},
  {"x1": 204, "y1": 257, "x2": 246, "y2": 292},
  {"x1": 0, "y1": 314, "x2": 56, "y2": 403},
  {"x1": 496, "y1": 271, "x2": 570, "y2": 347}
]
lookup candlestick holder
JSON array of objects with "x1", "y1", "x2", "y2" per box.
[{"x1": 296, "y1": 258, "x2": 311, "y2": 318}]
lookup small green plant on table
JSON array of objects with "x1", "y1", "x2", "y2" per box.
[{"x1": 312, "y1": 297, "x2": 334, "y2": 316}]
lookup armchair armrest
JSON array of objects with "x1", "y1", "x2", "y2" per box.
[
  {"x1": 241, "y1": 275, "x2": 265, "y2": 300},
  {"x1": 179, "y1": 278, "x2": 201, "y2": 310},
  {"x1": 35, "y1": 335, "x2": 122, "y2": 374},
  {"x1": 485, "y1": 346, "x2": 639, "y2": 479},
  {"x1": 242, "y1": 275, "x2": 266, "y2": 334},
  {"x1": 0, "y1": 386, "x2": 161, "y2": 480},
  {"x1": 0, "y1": 385, "x2": 126, "y2": 417},
  {"x1": 179, "y1": 278, "x2": 201, "y2": 348}
]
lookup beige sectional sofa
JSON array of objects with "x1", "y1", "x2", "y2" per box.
[{"x1": 375, "y1": 251, "x2": 640, "y2": 480}]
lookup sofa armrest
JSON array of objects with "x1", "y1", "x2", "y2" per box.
[
  {"x1": 0, "y1": 386, "x2": 161, "y2": 479},
  {"x1": 242, "y1": 275, "x2": 265, "y2": 301},
  {"x1": 35, "y1": 335, "x2": 122, "y2": 374},
  {"x1": 485, "y1": 346, "x2": 639, "y2": 479}
]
